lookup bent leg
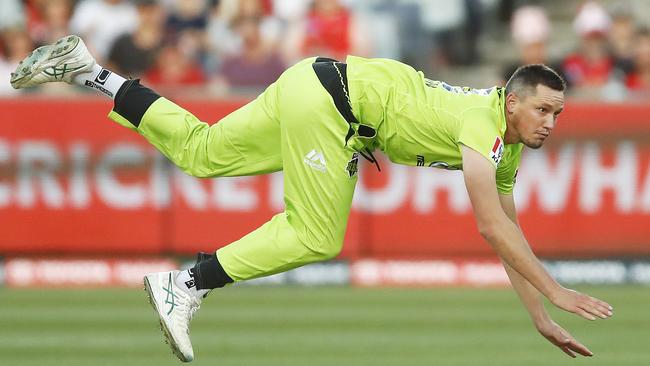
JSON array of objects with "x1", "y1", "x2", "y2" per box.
[
  {"x1": 108, "y1": 80, "x2": 282, "y2": 177},
  {"x1": 216, "y1": 59, "x2": 358, "y2": 281}
]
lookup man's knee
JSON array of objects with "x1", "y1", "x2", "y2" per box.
[
  {"x1": 319, "y1": 242, "x2": 343, "y2": 260},
  {"x1": 298, "y1": 231, "x2": 344, "y2": 262}
]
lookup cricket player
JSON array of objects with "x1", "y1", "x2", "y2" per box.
[{"x1": 11, "y1": 35, "x2": 613, "y2": 362}]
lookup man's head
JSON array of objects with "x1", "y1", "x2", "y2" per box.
[{"x1": 504, "y1": 64, "x2": 566, "y2": 149}]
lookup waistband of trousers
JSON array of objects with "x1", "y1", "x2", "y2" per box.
[
  {"x1": 312, "y1": 57, "x2": 358, "y2": 129},
  {"x1": 311, "y1": 57, "x2": 381, "y2": 171}
]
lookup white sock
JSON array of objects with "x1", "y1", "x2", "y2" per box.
[
  {"x1": 72, "y1": 64, "x2": 126, "y2": 99},
  {"x1": 175, "y1": 268, "x2": 210, "y2": 299}
]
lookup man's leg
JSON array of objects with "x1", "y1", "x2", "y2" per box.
[
  {"x1": 10, "y1": 35, "x2": 289, "y2": 363},
  {"x1": 11, "y1": 36, "x2": 355, "y2": 361},
  {"x1": 108, "y1": 80, "x2": 283, "y2": 178},
  {"x1": 143, "y1": 58, "x2": 359, "y2": 362},
  {"x1": 10, "y1": 35, "x2": 283, "y2": 179},
  {"x1": 215, "y1": 59, "x2": 358, "y2": 281}
]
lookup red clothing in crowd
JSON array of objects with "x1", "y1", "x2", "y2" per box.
[
  {"x1": 562, "y1": 53, "x2": 614, "y2": 87},
  {"x1": 303, "y1": 7, "x2": 351, "y2": 60},
  {"x1": 145, "y1": 65, "x2": 205, "y2": 87},
  {"x1": 625, "y1": 72, "x2": 650, "y2": 90}
]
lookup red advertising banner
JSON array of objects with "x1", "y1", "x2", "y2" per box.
[
  {"x1": 4, "y1": 258, "x2": 177, "y2": 287},
  {"x1": 1, "y1": 97, "x2": 649, "y2": 258}
]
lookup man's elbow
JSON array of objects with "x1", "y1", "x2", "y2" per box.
[{"x1": 477, "y1": 222, "x2": 500, "y2": 244}]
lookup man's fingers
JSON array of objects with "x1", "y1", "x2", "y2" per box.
[
  {"x1": 585, "y1": 295, "x2": 614, "y2": 315},
  {"x1": 593, "y1": 299, "x2": 614, "y2": 316},
  {"x1": 575, "y1": 307, "x2": 597, "y2": 320},
  {"x1": 596, "y1": 298, "x2": 613, "y2": 311},
  {"x1": 555, "y1": 337, "x2": 593, "y2": 358},
  {"x1": 595, "y1": 304, "x2": 613, "y2": 318},
  {"x1": 579, "y1": 302, "x2": 613, "y2": 319},
  {"x1": 581, "y1": 303, "x2": 609, "y2": 319},
  {"x1": 567, "y1": 339, "x2": 593, "y2": 357},
  {"x1": 560, "y1": 346, "x2": 576, "y2": 358}
]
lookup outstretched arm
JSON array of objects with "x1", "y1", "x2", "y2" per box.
[
  {"x1": 498, "y1": 193, "x2": 595, "y2": 358},
  {"x1": 460, "y1": 146, "x2": 613, "y2": 321}
]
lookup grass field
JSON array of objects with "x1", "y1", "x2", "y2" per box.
[{"x1": 1, "y1": 286, "x2": 648, "y2": 366}]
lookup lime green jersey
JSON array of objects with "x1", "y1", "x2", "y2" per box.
[{"x1": 346, "y1": 56, "x2": 523, "y2": 194}]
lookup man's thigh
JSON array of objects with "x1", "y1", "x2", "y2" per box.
[
  {"x1": 276, "y1": 61, "x2": 359, "y2": 253},
  {"x1": 213, "y1": 81, "x2": 283, "y2": 176}
]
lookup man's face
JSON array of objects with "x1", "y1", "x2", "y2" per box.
[{"x1": 508, "y1": 84, "x2": 564, "y2": 149}]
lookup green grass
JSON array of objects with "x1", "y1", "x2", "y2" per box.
[{"x1": 0, "y1": 286, "x2": 648, "y2": 366}]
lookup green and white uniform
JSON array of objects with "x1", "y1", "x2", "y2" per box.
[{"x1": 108, "y1": 56, "x2": 523, "y2": 281}]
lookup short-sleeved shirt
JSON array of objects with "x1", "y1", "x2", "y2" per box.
[{"x1": 346, "y1": 56, "x2": 523, "y2": 194}]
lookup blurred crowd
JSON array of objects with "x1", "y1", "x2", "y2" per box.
[
  {"x1": 0, "y1": 0, "x2": 649, "y2": 101},
  {"x1": 502, "y1": 0, "x2": 650, "y2": 102}
]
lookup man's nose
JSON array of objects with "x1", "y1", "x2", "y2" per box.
[{"x1": 542, "y1": 116, "x2": 555, "y2": 131}]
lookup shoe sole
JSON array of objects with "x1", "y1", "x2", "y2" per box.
[
  {"x1": 143, "y1": 276, "x2": 193, "y2": 363},
  {"x1": 10, "y1": 35, "x2": 87, "y2": 87}
]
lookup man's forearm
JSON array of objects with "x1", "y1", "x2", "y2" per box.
[
  {"x1": 481, "y1": 217, "x2": 561, "y2": 300},
  {"x1": 496, "y1": 194, "x2": 551, "y2": 325},
  {"x1": 502, "y1": 259, "x2": 550, "y2": 326}
]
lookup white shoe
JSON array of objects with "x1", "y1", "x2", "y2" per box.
[
  {"x1": 144, "y1": 270, "x2": 202, "y2": 363},
  {"x1": 10, "y1": 34, "x2": 95, "y2": 89}
]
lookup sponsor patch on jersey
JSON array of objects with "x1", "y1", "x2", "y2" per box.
[{"x1": 490, "y1": 136, "x2": 504, "y2": 166}]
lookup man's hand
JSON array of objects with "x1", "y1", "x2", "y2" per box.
[
  {"x1": 536, "y1": 319, "x2": 593, "y2": 358},
  {"x1": 550, "y1": 287, "x2": 614, "y2": 321}
]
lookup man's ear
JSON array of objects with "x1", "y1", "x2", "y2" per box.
[{"x1": 505, "y1": 92, "x2": 518, "y2": 114}]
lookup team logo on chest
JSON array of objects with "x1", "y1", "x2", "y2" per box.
[
  {"x1": 345, "y1": 152, "x2": 359, "y2": 178},
  {"x1": 490, "y1": 137, "x2": 504, "y2": 166}
]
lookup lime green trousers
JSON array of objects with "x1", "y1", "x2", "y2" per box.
[{"x1": 109, "y1": 58, "x2": 359, "y2": 281}]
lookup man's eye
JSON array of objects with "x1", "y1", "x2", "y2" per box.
[{"x1": 538, "y1": 107, "x2": 546, "y2": 113}]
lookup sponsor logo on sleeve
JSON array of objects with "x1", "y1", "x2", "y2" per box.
[{"x1": 490, "y1": 137, "x2": 504, "y2": 166}]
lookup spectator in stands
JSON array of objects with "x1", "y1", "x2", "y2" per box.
[
  {"x1": 144, "y1": 41, "x2": 206, "y2": 90},
  {"x1": 301, "y1": 0, "x2": 354, "y2": 61},
  {"x1": 107, "y1": 0, "x2": 164, "y2": 77},
  {"x1": 165, "y1": 0, "x2": 212, "y2": 74},
  {"x1": 624, "y1": 28, "x2": 650, "y2": 97},
  {"x1": 29, "y1": 0, "x2": 73, "y2": 47},
  {"x1": 205, "y1": 0, "x2": 242, "y2": 74},
  {"x1": 608, "y1": 3, "x2": 636, "y2": 75},
  {"x1": 0, "y1": 28, "x2": 33, "y2": 96},
  {"x1": 237, "y1": 0, "x2": 282, "y2": 49},
  {"x1": 341, "y1": 0, "x2": 399, "y2": 60},
  {"x1": 69, "y1": 0, "x2": 138, "y2": 62},
  {"x1": 216, "y1": 11, "x2": 286, "y2": 92},
  {"x1": 279, "y1": 0, "x2": 368, "y2": 63},
  {"x1": 395, "y1": 0, "x2": 482, "y2": 75},
  {"x1": 500, "y1": 5, "x2": 565, "y2": 85},
  {"x1": 561, "y1": 1, "x2": 614, "y2": 93},
  {"x1": 166, "y1": 0, "x2": 209, "y2": 35},
  {"x1": 205, "y1": 0, "x2": 284, "y2": 76}
]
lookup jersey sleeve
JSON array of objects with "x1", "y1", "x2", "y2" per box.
[
  {"x1": 496, "y1": 143, "x2": 523, "y2": 194},
  {"x1": 457, "y1": 107, "x2": 504, "y2": 168}
]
